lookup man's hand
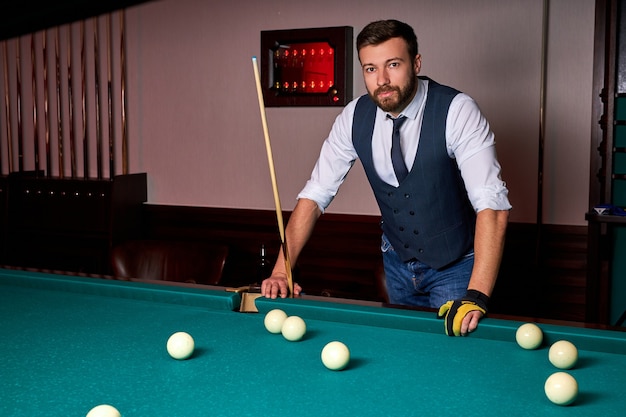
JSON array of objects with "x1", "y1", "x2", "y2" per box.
[
  {"x1": 437, "y1": 289, "x2": 489, "y2": 336},
  {"x1": 261, "y1": 273, "x2": 302, "y2": 299}
]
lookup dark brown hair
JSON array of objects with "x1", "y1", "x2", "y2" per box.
[{"x1": 356, "y1": 20, "x2": 418, "y2": 59}]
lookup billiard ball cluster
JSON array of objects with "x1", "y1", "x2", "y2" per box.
[
  {"x1": 86, "y1": 310, "x2": 349, "y2": 415},
  {"x1": 515, "y1": 322, "x2": 580, "y2": 406},
  {"x1": 264, "y1": 308, "x2": 350, "y2": 371}
]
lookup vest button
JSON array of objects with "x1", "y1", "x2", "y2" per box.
[
  {"x1": 404, "y1": 244, "x2": 410, "y2": 249},
  {"x1": 418, "y1": 248, "x2": 424, "y2": 253},
  {"x1": 393, "y1": 209, "x2": 399, "y2": 214},
  {"x1": 404, "y1": 193, "x2": 410, "y2": 198},
  {"x1": 399, "y1": 226, "x2": 405, "y2": 231},
  {"x1": 388, "y1": 192, "x2": 394, "y2": 197},
  {"x1": 413, "y1": 230, "x2": 419, "y2": 235},
  {"x1": 409, "y1": 211, "x2": 415, "y2": 215}
]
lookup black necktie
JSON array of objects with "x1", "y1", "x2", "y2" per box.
[{"x1": 389, "y1": 115, "x2": 408, "y2": 183}]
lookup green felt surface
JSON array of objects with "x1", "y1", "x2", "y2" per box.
[{"x1": 1, "y1": 269, "x2": 625, "y2": 417}]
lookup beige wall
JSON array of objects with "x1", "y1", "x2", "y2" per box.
[{"x1": 1, "y1": 0, "x2": 597, "y2": 225}]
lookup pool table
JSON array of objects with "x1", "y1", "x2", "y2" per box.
[{"x1": 1, "y1": 268, "x2": 625, "y2": 417}]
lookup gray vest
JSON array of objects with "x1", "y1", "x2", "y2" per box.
[{"x1": 352, "y1": 78, "x2": 475, "y2": 269}]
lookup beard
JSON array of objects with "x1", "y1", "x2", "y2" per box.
[{"x1": 369, "y1": 75, "x2": 417, "y2": 114}]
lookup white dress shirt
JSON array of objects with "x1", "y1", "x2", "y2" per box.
[{"x1": 298, "y1": 78, "x2": 512, "y2": 213}]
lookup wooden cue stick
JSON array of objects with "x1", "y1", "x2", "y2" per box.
[
  {"x1": 251, "y1": 56, "x2": 294, "y2": 297},
  {"x1": 55, "y1": 27, "x2": 64, "y2": 177},
  {"x1": 3, "y1": 41, "x2": 13, "y2": 173},
  {"x1": 67, "y1": 25, "x2": 76, "y2": 177},
  {"x1": 120, "y1": 10, "x2": 128, "y2": 175},
  {"x1": 31, "y1": 34, "x2": 40, "y2": 173}
]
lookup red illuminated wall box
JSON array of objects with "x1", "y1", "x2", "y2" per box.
[{"x1": 260, "y1": 26, "x2": 353, "y2": 107}]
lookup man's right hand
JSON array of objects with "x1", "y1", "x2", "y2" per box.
[{"x1": 261, "y1": 273, "x2": 302, "y2": 299}]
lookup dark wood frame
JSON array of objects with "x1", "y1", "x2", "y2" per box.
[
  {"x1": 590, "y1": 0, "x2": 617, "y2": 207},
  {"x1": 260, "y1": 26, "x2": 353, "y2": 107},
  {"x1": 587, "y1": 0, "x2": 626, "y2": 325}
]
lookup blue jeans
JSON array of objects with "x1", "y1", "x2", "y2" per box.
[{"x1": 381, "y1": 234, "x2": 473, "y2": 308}]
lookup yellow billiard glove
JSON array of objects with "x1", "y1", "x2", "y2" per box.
[{"x1": 437, "y1": 289, "x2": 489, "y2": 336}]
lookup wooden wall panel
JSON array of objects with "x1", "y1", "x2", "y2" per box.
[{"x1": 141, "y1": 204, "x2": 589, "y2": 322}]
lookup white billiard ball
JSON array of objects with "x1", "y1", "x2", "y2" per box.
[
  {"x1": 515, "y1": 323, "x2": 543, "y2": 349},
  {"x1": 166, "y1": 331, "x2": 195, "y2": 360},
  {"x1": 321, "y1": 341, "x2": 350, "y2": 371},
  {"x1": 264, "y1": 309, "x2": 288, "y2": 334},
  {"x1": 86, "y1": 404, "x2": 121, "y2": 417},
  {"x1": 549, "y1": 340, "x2": 578, "y2": 369},
  {"x1": 281, "y1": 316, "x2": 306, "y2": 341},
  {"x1": 544, "y1": 371, "x2": 578, "y2": 405}
]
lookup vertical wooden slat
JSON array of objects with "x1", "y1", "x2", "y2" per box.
[
  {"x1": 42, "y1": 31, "x2": 51, "y2": 177},
  {"x1": 120, "y1": 10, "x2": 128, "y2": 175},
  {"x1": 55, "y1": 27, "x2": 63, "y2": 178},
  {"x1": 106, "y1": 14, "x2": 114, "y2": 178},
  {"x1": 30, "y1": 34, "x2": 40, "y2": 173},
  {"x1": 94, "y1": 17, "x2": 102, "y2": 180},
  {"x1": 80, "y1": 21, "x2": 88, "y2": 178},
  {"x1": 3, "y1": 42, "x2": 13, "y2": 173},
  {"x1": 16, "y1": 37, "x2": 23, "y2": 171},
  {"x1": 67, "y1": 25, "x2": 75, "y2": 178}
]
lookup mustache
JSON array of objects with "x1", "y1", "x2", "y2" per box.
[{"x1": 374, "y1": 86, "x2": 399, "y2": 95}]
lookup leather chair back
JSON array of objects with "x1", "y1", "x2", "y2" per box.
[{"x1": 111, "y1": 240, "x2": 228, "y2": 285}]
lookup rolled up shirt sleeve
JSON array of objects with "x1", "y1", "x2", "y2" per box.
[
  {"x1": 297, "y1": 101, "x2": 359, "y2": 213},
  {"x1": 460, "y1": 146, "x2": 512, "y2": 212},
  {"x1": 446, "y1": 94, "x2": 512, "y2": 213}
]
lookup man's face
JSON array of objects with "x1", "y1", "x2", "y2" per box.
[{"x1": 359, "y1": 37, "x2": 421, "y2": 116}]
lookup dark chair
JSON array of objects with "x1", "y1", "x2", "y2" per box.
[
  {"x1": 375, "y1": 263, "x2": 389, "y2": 303},
  {"x1": 110, "y1": 240, "x2": 229, "y2": 285}
]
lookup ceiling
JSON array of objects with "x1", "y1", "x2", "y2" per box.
[{"x1": 0, "y1": 0, "x2": 152, "y2": 41}]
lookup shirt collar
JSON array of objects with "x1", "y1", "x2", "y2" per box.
[{"x1": 384, "y1": 77, "x2": 427, "y2": 121}]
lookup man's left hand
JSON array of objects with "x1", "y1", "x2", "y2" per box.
[{"x1": 437, "y1": 289, "x2": 489, "y2": 336}]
